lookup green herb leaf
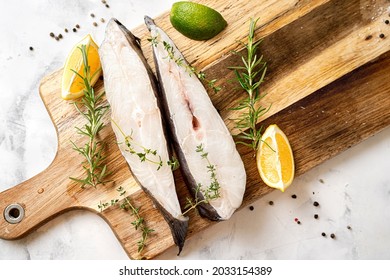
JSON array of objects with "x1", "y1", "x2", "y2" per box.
[
  {"x1": 70, "y1": 44, "x2": 110, "y2": 188},
  {"x1": 229, "y1": 18, "x2": 270, "y2": 153}
]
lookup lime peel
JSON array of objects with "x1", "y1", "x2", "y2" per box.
[{"x1": 170, "y1": 1, "x2": 227, "y2": 41}]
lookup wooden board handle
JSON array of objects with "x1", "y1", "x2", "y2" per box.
[{"x1": 0, "y1": 154, "x2": 80, "y2": 240}]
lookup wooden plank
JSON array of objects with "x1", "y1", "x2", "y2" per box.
[{"x1": 0, "y1": 0, "x2": 389, "y2": 259}]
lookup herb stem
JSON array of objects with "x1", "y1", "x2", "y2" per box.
[
  {"x1": 182, "y1": 143, "x2": 220, "y2": 216},
  {"x1": 97, "y1": 186, "x2": 154, "y2": 254},
  {"x1": 229, "y1": 18, "x2": 269, "y2": 152},
  {"x1": 148, "y1": 36, "x2": 221, "y2": 94},
  {"x1": 111, "y1": 118, "x2": 178, "y2": 170},
  {"x1": 70, "y1": 44, "x2": 109, "y2": 188}
]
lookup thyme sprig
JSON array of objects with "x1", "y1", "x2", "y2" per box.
[
  {"x1": 148, "y1": 36, "x2": 221, "y2": 93},
  {"x1": 229, "y1": 18, "x2": 269, "y2": 152},
  {"x1": 182, "y1": 143, "x2": 220, "y2": 216},
  {"x1": 111, "y1": 119, "x2": 179, "y2": 171},
  {"x1": 70, "y1": 45, "x2": 109, "y2": 188},
  {"x1": 98, "y1": 186, "x2": 154, "y2": 253}
]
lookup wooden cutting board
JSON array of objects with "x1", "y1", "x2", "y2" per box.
[{"x1": 1, "y1": 0, "x2": 390, "y2": 259}]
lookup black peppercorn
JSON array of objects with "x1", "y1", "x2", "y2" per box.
[
  {"x1": 385, "y1": 20, "x2": 389, "y2": 24},
  {"x1": 330, "y1": 233, "x2": 336, "y2": 239},
  {"x1": 297, "y1": 221, "x2": 301, "y2": 224},
  {"x1": 249, "y1": 206, "x2": 254, "y2": 211},
  {"x1": 73, "y1": 28, "x2": 77, "y2": 32},
  {"x1": 314, "y1": 214, "x2": 319, "y2": 219},
  {"x1": 313, "y1": 201, "x2": 319, "y2": 207},
  {"x1": 321, "y1": 232, "x2": 326, "y2": 237},
  {"x1": 29, "y1": 46, "x2": 34, "y2": 51},
  {"x1": 347, "y1": 225, "x2": 352, "y2": 230},
  {"x1": 105, "y1": 4, "x2": 110, "y2": 8},
  {"x1": 93, "y1": 22, "x2": 98, "y2": 27},
  {"x1": 268, "y1": 201, "x2": 274, "y2": 206},
  {"x1": 64, "y1": 28, "x2": 68, "y2": 33},
  {"x1": 58, "y1": 34, "x2": 63, "y2": 39},
  {"x1": 90, "y1": 13, "x2": 95, "y2": 18},
  {"x1": 291, "y1": 194, "x2": 297, "y2": 199},
  {"x1": 379, "y1": 33, "x2": 385, "y2": 39},
  {"x1": 50, "y1": 32, "x2": 55, "y2": 37},
  {"x1": 76, "y1": 24, "x2": 80, "y2": 29}
]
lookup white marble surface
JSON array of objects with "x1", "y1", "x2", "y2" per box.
[{"x1": 0, "y1": 0, "x2": 389, "y2": 260}]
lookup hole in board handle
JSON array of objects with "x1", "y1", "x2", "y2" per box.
[{"x1": 3, "y1": 203, "x2": 25, "y2": 224}]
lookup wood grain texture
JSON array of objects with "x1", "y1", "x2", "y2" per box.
[{"x1": 0, "y1": 0, "x2": 389, "y2": 259}]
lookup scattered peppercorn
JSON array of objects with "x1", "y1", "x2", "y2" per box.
[
  {"x1": 90, "y1": 13, "x2": 95, "y2": 18},
  {"x1": 365, "y1": 35, "x2": 373, "y2": 41},
  {"x1": 100, "y1": 18, "x2": 105, "y2": 23},
  {"x1": 330, "y1": 233, "x2": 336, "y2": 239},
  {"x1": 248, "y1": 206, "x2": 254, "y2": 211},
  {"x1": 58, "y1": 34, "x2": 63, "y2": 39},
  {"x1": 29, "y1": 46, "x2": 34, "y2": 51},
  {"x1": 50, "y1": 32, "x2": 55, "y2": 37},
  {"x1": 321, "y1": 232, "x2": 326, "y2": 237},
  {"x1": 64, "y1": 28, "x2": 68, "y2": 33},
  {"x1": 379, "y1": 33, "x2": 385, "y2": 39},
  {"x1": 347, "y1": 225, "x2": 352, "y2": 230},
  {"x1": 314, "y1": 214, "x2": 319, "y2": 219},
  {"x1": 55, "y1": 36, "x2": 59, "y2": 41},
  {"x1": 291, "y1": 194, "x2": 297, "y2": 199},
  {"x1": 319, "y1": 179, "x2": 324, "y2": 184},
  {"x1": 76, "y1": 24, "x2": 80, "y2": 29},
  {"x1": 73, "y1": 28, "x2": 77, "y2": 32},
  {"x1": 297, "y1": 220, "x2": 301, "y2": 224},
  {"x1": 385, "y1": 20, "x2": 389, "y2": 24},
  {"x1": 313, "y1": 201, "x2": 319, "y2": 207},
  {"x1": 93, "y1": 22, "x2": 98, "y2": 27},
  {"x1": 268, "y1": 201, "x2": 274, "y2": 206},
  {"x1": 105, "y1": 4, "x2": 110, "y2": 8}
]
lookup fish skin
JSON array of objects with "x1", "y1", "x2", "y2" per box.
[
  {"x1": 99, "y1": 18, "x2": 188, "y2": 254},
  {"x1": 145, "y1": 16, "x2": 247, "y2": 221}
]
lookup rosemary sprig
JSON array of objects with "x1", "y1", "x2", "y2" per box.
[
  {"x1": 98, "y1": 186, "x2": 154, "y2": 253},
  {"x1": 148, "y1": 36, "x2": 221, "y2": 93},
  {"x1": 111, "y1": 118, "x2": 179, "y2": 171},
  {"x1": 229, "y1": 18, "x2": 269, "y2": 152},
  {"x1": 70, "y1": 45, "x2": 109, "y2": 188},
  {"x1": 182, "y1": 143, "x2": 220, "y2": 216}
]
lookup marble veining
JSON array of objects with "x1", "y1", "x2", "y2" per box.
[{"x1": 1, "y1": 0, "x2": 390, "y2": 260}]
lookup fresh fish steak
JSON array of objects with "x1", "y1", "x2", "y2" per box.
[
  {"x1": 145, "y1": 16, "x2": 247, "y2": 221},
  {"x1": 99, "y1": 18, "x2": 188, "y2": 253}
]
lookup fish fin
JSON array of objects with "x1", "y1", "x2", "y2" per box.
[{"x1": 144, "y1": 15, "x2": 155, "y2": 31}]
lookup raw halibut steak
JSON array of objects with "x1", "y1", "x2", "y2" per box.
[
  {"x1": 145, "y1": 16, "x2": 246, "y2": 221},
  {"x1": 99, "y1": 18, "x2": 188, "y2": 253}
]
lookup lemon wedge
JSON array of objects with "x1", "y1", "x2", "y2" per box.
[
  {"x1": 61, "y1": 34, "x2": 101, "y2": 100},
  {"x1": 257, "y1": 124, "x2": 295, "y2": 192}
]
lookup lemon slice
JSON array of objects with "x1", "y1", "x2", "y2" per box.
[
  {"x1": 61, "y1": 34, "x2": 101, "y2": 100},
  {"x1": 257, "y1": 124, "x2": 295, "y2": 192}
]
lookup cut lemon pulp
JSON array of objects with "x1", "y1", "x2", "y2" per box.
[
  {"x1": 256, "y1": 124, "x2": 295, "y2": 192},
  {"x1": 61, "y1": 34, "x2": 101, "y2": 100}
]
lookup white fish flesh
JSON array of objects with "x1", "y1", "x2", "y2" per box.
[
  {"x1": 145, "y1": 16, "x2": 247, "y2": 221},
  {"x1": 99, "y1": 19, "x2": 188, "y2": 253}
]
